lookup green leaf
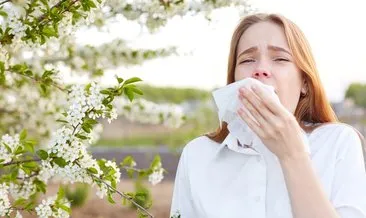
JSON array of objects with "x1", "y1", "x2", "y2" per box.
[
  {"x1": 3, "y1": 143, "x2": 12, "y2": 153},
  {"x1": 34, "y1": 179, "x2": 46, "y2": 194},
  {"x1": 131, "y1": 87, "x2": 143, "y2": 96},
  {"x1": 127, "y1": 169, "x2": 134, "y2": 179},
  {"x1": 150, "y1": 155, "x2": 161, "y2": 168},
  {"x1": 88, "y1": 0, "x2": 97, "y2": 8},
  {"x1": 93, "y1": 69, "x2": 104, "y2": 77},
  {"x1": 59, "y1": 204, "x2": 71, "y2": 213},
  {"x1": 0, "y1": 61, "x2": 5, "y2": 74},
  {"x1": 20, "y1": 129, "x2": 27, "y2": 140},
  {"x1": 11, "y1": 64, "x2": 26, "y2": 72},
  {"x1": 0, "y1": 10, "x2": 8, "y2": 17},
  {"x1": 42, "y1": 26, "x2": 57, "y2": 37},
  {"x1": 40, "y1": 84, "x2": 47, "y2": 95},
  {"x1": 84, "y1": 118, "x2": 98, "y2": 125},
  {"x1": 116, "y1": 77, "x2": 124, "y2": 84},
  {"x1": 24, "y1": 70, "x2": 33, "y2": 76},
  {"x1": 100, "y1": 90, "x2": 111, "y2": 95},
  {"x1": 37, "y1": 150, "x2": 48, "y2": 160},
  {"x1": 54, "y1": 157, "x2": 67, "y2": 167},
  {"x1": 107, "y1": 192, "x2": 115, "y2": 204},
  {"x1": 84, "y1": 83, "x2": 92, "y2": 93},
  {"x1": 24, "y1": 202, "x2": 34, "y2": 210},
  {"x1": 11, "y1": 168, "x2": 19, "y2": 180},
  {"x1": 120, "y1": 156, "x2": 134, "y2": 167},
  {"x1": 56, "y1": 119, "x2": 68, "y2": 123},
  {"x1": 124, "y1": 88, "x2": 134, "y2": 102},
  {"x1": 13, "y1": 198, "x2": 27, "y2": 207},
  {"x1": 22, "y1": 161, "x2": 37, "y2": 169},
  {"x1": 87, "y1": 167, "x2": 98, "y2": 174},
  {"x1": 57, "y1": 186, "x2": 65, "y2": 201},
  {"x1": 14, "y1": 145, "x2": 24, "y2": 155},
  {"x1": 82, "y1": 123, "x2": 91, "y2": 133},
  {"x1": 124, "y1": 77, "x2": 142, "y2": 85},
  {"x1": 75, "y1": 134, "x2": 88, "y2": 140},
  {"x1": 24, "y1": 141, "x2": 35, "y2": 153}
]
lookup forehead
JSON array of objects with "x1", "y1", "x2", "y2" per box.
[{"x1": 237, "y1": 21, "x2": 290, "y2": 53}]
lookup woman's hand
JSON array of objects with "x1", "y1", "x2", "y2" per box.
[{"x1": 237, "y1": 84, "x2": 307, "y2": 161}]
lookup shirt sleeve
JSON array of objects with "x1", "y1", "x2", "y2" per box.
[
  {"x1": 331, "y1": 127, "x2": 366, "y2": 217},
  {"x1": 170, "y1": 147, "x2": 197, "y2": 217}
]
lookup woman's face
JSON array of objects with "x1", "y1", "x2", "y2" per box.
[{"x1": 235, "y1": 21, "x2": 304, "y2": 114}]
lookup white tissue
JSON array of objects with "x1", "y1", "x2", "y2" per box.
[
  {"x1": 212, "y1": 78, "x2": 310, "y2": 155},
  {"x1": 212, "y1": 78, "x2": 281, "y2": 147}
]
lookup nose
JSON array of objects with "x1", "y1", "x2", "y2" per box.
[{"x1": 252, "y1": 69, "x2": 271, "y2": 79}]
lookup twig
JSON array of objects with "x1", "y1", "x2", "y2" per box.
[
  {"x1": 17, "y1": 172, "x2": 39, "y2": 180},
  {"x1": 90, "y1": 174, "x2": 155, "y2": 218},
  {"x1": 8, "y1": 70, "x2": 66, "y2": 92},
  {"x1": 0, "y1": 108, "x2": 17, "y2": 114},
  {"x1": 122, "y1": 166, "x2": 143, "y2": 173},
  {"x1": 0, "y1": 0, "x2": 10, "y2": 6},
  {"x1": 3, "y1": 158, "x2": 41, "y2": 167},
  {"x1": 38, "y1": 0, "x2": 79, "y2": 24}
]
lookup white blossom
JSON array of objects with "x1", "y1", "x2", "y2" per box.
[
  {"x1": 35, "y1": 196, "x2": 55, "y2": 218},
  {"x1": 0, "y1": 183, "x2": 11, "y2": 216},
  {"x1": 15, "y1": 211, "x2": 23, "y2": 218},
  {"x1": 35, "y1": 195, "x2": 70, "y2": 218},
  {"x1": 0, "y1": 134, "x2": 21, "y2": 163},
  {"x1": 105, "y1": 160, "x2": 121, "y2": 183},
  {"x1": 9, "y1": 180, "x2": 36, "y2": 199},
  {"x1": 114, "y1": 98, "x2": 185, "y2": 128},
  {"x1": 96, "y1": 182, "x2": 109, "y2": 199},
  {"x1": 148, "y1": 163, "x2": 164, "y2": 186}
]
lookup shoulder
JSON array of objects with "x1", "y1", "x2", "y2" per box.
[
  {"x1": 310, "y1": 122, "x2": 363, "y2": 158},
  {"x1": 180, "y1": 135, "x2": 221, "y2": 162},
  {"x1": 310, "y1": 122, "x2": 362, "y2": 141}
]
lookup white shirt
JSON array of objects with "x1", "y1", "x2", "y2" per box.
[{"x1": 170, "y1": 123, "x2": 366, "y2": 218}]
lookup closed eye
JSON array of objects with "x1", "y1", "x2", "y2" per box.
[
  {"x1": 274, "y1": 58, "x2": 289, "y2": 62},
  {"x1": 239, "y1": 59, "x2": 255, "y2": 64}
]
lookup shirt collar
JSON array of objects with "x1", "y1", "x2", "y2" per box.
[{"x1": 221, "y1": 130, "x2": 311, "y2": 156}]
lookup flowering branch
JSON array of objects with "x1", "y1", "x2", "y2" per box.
[
  {"x1": 2, "y1": 158, "x2": 41, "y2": 167},
  {"x1": 8, "y1": 69, "x2": 66, "y2": 92},
  {"x1": 91, "y1": 174, "x2": 155, "y2": 218}
]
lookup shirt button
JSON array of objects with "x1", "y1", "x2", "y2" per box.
[
  {"x1": 254, "y1": 196, "x2": 261, "y2": 202},
  {"x1": 256, "y1": 156, "x2": 262, "y2": 162}
]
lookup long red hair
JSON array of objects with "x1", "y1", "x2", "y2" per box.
[{"x1": 205, "y1": 13, "x2": 339, "y2": 143}]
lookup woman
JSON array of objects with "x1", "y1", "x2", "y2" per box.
[{"x1": 170, "y1": 13, "x2": 366, "y2": 218}]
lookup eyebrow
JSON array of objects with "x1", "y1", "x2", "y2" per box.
[{"x1": 237, "y1": 45, "x2": 292, "y2": 58}]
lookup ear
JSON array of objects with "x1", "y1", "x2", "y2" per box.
[{"x1": 301, "y1": 79, "x2": 308, "y2": 95}]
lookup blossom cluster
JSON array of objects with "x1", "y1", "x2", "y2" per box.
[
  {"x1": 114, "y1": 98, "x2": 185, "y2": 128},
  {"x1": 35, "y1": 195, "x2": 70, "y2": 218}
]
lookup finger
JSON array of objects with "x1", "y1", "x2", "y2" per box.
[
  {"x1": 239, "y1": 87, "x2": 275, "y2": 121},
  {"x1": 248, "y1": 84, "x2": 285, "y2": 116},
  {"x1": 237, "y1": 107, "x2": 265, "y2": 138},
  {"x1": 239, "y1": 94, "x2": 268, "y2": 128}
]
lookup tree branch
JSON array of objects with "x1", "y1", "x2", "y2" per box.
[
  {"x1": 3, "y1": 158, "x2": 41, "y2": 167},
  {"x1": 17, "y1": 172, "x2": 39, "y2": 180},
  {"x1": 38, "y1": 0, "x2": 79, "y2": 24},
  {"x1": 8, "y1": 70, "x2": 66, "y2": 92},
  {"x1": 0, "y1": 0, "x2": 10, "y2": 6},
  {"x1": 90, "y1": 174, "x2": 155, "y2": 218},
  {"x1": 121, "y1": 166, "x2": 143, "y2": 173}
]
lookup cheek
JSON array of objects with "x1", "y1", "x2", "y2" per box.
[
  {"x1": 234, "y1": 65, "x2": 253, "y2": 81},
  {"x1": 275, "y1": 70, "x2": 303, "y2": 113}
]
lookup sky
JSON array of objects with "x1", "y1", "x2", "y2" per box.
[{"x1": 76, "y1": 0, "x2": 366, "y2": 103}]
